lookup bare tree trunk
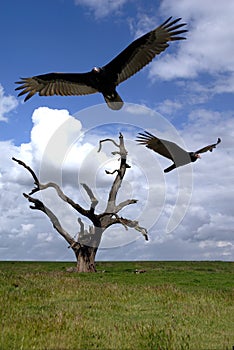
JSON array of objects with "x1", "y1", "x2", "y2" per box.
[
  {"x1": 13, "y1": 133, "x2": 148, "y2": 273},
  {"x1": 75, "y1": 245, "x2": 98, "y2": 272},
  {"x1": 71, "y1": 223, "x2": 103, "y2": 272}
]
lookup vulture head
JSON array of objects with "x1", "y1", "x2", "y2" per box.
[
  {"x1": 92, "y1": 67, "x2": 102, "y2": 73},
  {"x1": 189, "y1": 152, "x2": 201, "y2": 162}
]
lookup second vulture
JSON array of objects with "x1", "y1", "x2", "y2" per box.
[
  {"x1": 136, "y1": 131, "x2": 221, "y2": 173},
  {"x1": 15, "y1": 17, "x2": 187, "y2": 110}
]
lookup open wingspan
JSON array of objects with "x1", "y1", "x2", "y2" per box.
[{"x1": 15, "y1": 17, "x2": 187, "y2": 109}]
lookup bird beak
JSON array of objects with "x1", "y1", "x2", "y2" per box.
[{"x1": 197, "y1": 154, "x2": 201, "y2": 159}]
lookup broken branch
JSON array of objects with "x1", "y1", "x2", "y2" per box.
[
  {"x1": 23, "y1": 193, "x2": 75, "y2": 246},
  {"x1": 117, "y1": 217, "x2": 148, "y2": 241},
  {"x1": 81, "y1": 183, "x2": 98, "y2": 211},
  {"x1": 13, "y1": 157, "x2": 90, "y2": 218},
  {"x1": 97, "y1": 138, "x2": 119, "y2": 153},
  {"x1": 115, "y1": 199, "x2": 138, "y2": 213}
]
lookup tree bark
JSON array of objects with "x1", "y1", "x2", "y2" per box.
[{"x1": 75, "y1": 245, "x2": 98, "y2": 272}]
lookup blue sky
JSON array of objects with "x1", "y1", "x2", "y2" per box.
[{"x1": 0, "y1": 0, "x2": 233, "y2": 261}]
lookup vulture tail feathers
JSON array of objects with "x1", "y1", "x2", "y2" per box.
[
  {"x1": 103, "y1": 92, "x2": 123, "y2": 110},
  {"x1": 164, "y1": 163, "x2": 176, "y2": 173}
]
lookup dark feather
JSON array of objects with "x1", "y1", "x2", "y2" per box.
[
  {"x1": 103, "y1": 16, "x2": 187, "y2": 85},
  {"x1": 136, "y1": 131, "x2": 188, "y2": 161},
  {"x1": 15, "y1": 73, "x2": 98, "y2": 102},
  {"x1": 195, "y1": 138, "x2": 221, "y2": 154}
]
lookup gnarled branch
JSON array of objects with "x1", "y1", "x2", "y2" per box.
[
  {"x1": 12, "y1": 157, "x2": 90, "y2": 218},
  {"x1": 98, "y1": 133, "x2": 130, "y2": 213},
  {"x1": 97, "y1": 138, "x2": 119, "y2": 153},
  {"x1": 23, "y1": 193, "x2": 75, "y2": 247},
  {"x1": 101, "y1": 212, "x2": 148, "y2": 241},
  {"x1": 105, "y1": 169, "x2": 119, "y2": 175},
  {"x1": 12, "y1": 157, "x2": 40, "y2": 195},
  {"x1": 115, "y1": 199, "x2": 138, "y2": 213},
  {"x1": 118, "y1": 217, "x2": 149, "y2": 241},
  {"x1": 81, "y1": 183, "x2": 98, "y2": 212}
]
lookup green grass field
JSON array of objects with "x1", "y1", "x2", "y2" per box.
[{"x1": 0, "y1": 261, "x2": 233, "y2": 349}]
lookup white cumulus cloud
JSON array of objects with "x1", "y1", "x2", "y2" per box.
[
  {"x1": 0, "y1": 84, "x2": 18, "y2": 121},
  {"x1": 149, "y1": 0, "x2": 234, "y2": 83},
  {"x1": 0, "y1": 104, "x2": 233, "y2": 261}
]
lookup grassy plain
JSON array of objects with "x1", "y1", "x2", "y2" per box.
[{"x1": 0, "y1": 261, "x2": 233, "y2": 349}]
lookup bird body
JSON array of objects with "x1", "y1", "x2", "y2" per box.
[
  {"x1": 15, "y1": 17, "x2": 187, "y2": 110},
  {"x1": 136, "y1": 131, "x2": 221, "y2": 172}
]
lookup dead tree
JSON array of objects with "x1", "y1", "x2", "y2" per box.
[{"x1": 13, "y1": 133, "x2": 148, "y2": 272}]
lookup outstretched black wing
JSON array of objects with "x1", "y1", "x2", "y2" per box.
[
  {"x1": 15, "y1": 17, "x2": 187, "y2": 103},
  {"x1": 103, "y1": 17, "x2": 187, "y2": 85},
  {"x1": 15, "y1": 72, "x2": 98, "y2": 102},
  {"x1": 195, "y1": 138, "x2": 221, "y2": 154},
  {"x1": 136, "y1": 131, "x2": 188, "y2": 161}
]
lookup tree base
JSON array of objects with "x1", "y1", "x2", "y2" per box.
[{"x1": 75, "y1": 245, "x2": 97, "y2": 273}]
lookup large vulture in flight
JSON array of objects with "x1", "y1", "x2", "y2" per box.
[
  {"x1": 15, "y1": 17, "x2": 187, "y2": 110},
  {"x1": 136, "y1": 131, "x2": 221, "y2": 173}
]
